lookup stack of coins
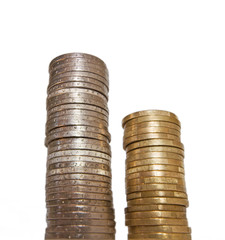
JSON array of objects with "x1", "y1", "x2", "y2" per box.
[
  {"x1": 122, "y1": 110, "x2": 191, "y2": 240},
  {"x1": 45, "y1": 53, "x2": 115, "y2": 240}
]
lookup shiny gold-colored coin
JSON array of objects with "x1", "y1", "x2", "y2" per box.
[
  {"x1": 127, "y1": 197, "x2": 189, "y2": 207},
  {"x1": 128, "y1": 232, "x2": 191, "y2": 240},
  {"x1": 123, "y1": 115, "x2": 181, "y2": 128},
  {"x1": 127, "y1": 171, "x2": 184, "y2": 180},
  {"x1": 125, "y1": 204, "x2": 186, "y2": 213},
  {"x1": 126, "y1": 176, "x2": 185, "y2": 186},
  {"x1": 126, "y1": 158, "x2": 184, "y2": 169},
  {"x1": 125, "y1": 218, "x2": 188, "y2": 226},
  {"x1": 125, "y1": 211, "x2": 186, "y2": 219},
  {"x1": 126, "y1": 165, "x2": 184, "y2": 175},
  {"x1": 127, "y1": 146, "x2": 184, "y2": 157},
  {"x1": 128, "y1": 225, "x2": 191, "y2": 234},
  {"x1": 123, "y1": 133, "x2": 180, "y2": 149},
  {"x1": 122, "y1": 110, "x2": 178, "y2": 127},
  {"x1": 126, "y1": 139, "x2": 184, "y2": 152},
  {"x1": 126, "y1": 183, "x2": 186, "y2": 194}
]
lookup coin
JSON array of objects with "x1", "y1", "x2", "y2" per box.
[
  {"x1": 127, "y1": 191, "x2": 187, "y2": 201},
  {"x1": 125, "y1": 218, "x2": 188, "y2": 226},
  {"x1": 126, "y1": 171, "x2": 185, "y2": 180},
  {"x1": 127, "y1": 147, "x2": 184, "y2": 157},
  {"x1": 46, "y1": 179, "x2": 111, "y2": 189},
  {"x1": 47, "y1": 156, "x2": 111, "y2": 167},
  {"x1": 123, "y1": 115, "x2": 181, "y2": 128},
  {"x1": 126, "y1": 176, "x2": 185, "y2": 186},
  {"x1": 126, "y1": 158, "x2": 184, "y2": 168},
  {"x1": 47, "y1": 219, "x2": 115, "y2": 226},
  {"x1": 126, "y1": 184, "x2": 186, "y2": 194},
  {"x1": 126, "y1": 139, "x2": 184, "y2": 152},
  {"x1": 125, "y1": 205, "x2": 186, "y2": 213},
  {"x1": 125, "y1": 211, "x2": 186, "y2": 219},
  {"x1": 128, "y1": 225, "x2": 191, "y2": 234},
  {"x1": 123, "y1": 133, "x2": 181, "y2": 149},
  {"x1": 127, "y1": 198, "x2": 189, "y2": 207},
  {"x1": 126, "y1": 165, "x2": 184, "y2": 174},
  {"x1": 46, "y1": 192, "x2": 113, "y2": 202},
  {"x1": 122, "y1": 110, "x2": 178, "y2": 127},
  {"x1": 45, "y1": 232, "x2": 115, "y2": 239},
  {"x1": 46, "y1": 225, "x2": 115, "y2": 234},
  {"x1": 46, "y1": 173, "x2": 111, "y2": 184},
  {"x1": 128, "y1": 233, "x2": 191, "y2": 240}
]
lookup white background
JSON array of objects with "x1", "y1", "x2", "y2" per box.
[{"x1": 0, "y1": 1, "x2": 225, "y2": 240}]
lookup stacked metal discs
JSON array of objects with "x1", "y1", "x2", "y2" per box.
[
  {"x1": 122, "y1": 110, "x2": 191, "y2": 240},
  {"x1": 45, "y1": 53, "x2": 115, "y2": 240}
]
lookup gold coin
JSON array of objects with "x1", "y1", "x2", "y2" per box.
[
  {"x1": 128, "y1": 233, "x2": 191, "y2": 240},
  {"x1": 126, "y1": 158, "x2": 184, "y2": 168},
  {"x1": 123, "y1": 115, "x2": 181, "y2": 128},
  {"x1": 128, "y1": 226, "x2": 191, "y2": 234},
  {"x1": 126, "y1": 139, "x2": 184, "y2": 152},
  {"x1": 127, "y1": 197, "x2": 189, "y2": 207},
  {"x1": 123, "y1": 133, "x2": 180, "y2": 149},
  {"x1": 127, "y1": 146, "x2": 184, "y2": 157},
  {"x1": 125, "y1": 211, "x2": 186, "y2": 219},
  {"x1": 126, "y1": 176, "x2": 185, "y2": 186},
  {"x1": 126, "y1": 183, "x2": 186, "y2": 194},
  {"x1": 126, "y1": 165, "x2": 184, "y2": 174},
  {"x1": 124, "y1": 126, "x2": 180, "y2": 138},
  {"x1": 122, "y1": 110, "x2": 178, "y2": 127},
  {"x1": 125, "y1": 218, "x2": 188, "y2": 226},
  {"x1": 125, "y1": 205, "x2": 186, "y2": 213},
  {"x1": 127, "y1": 171, "x2": 184, "y2": 180},
  {"x1": 127, "y1": 191, "x2": 187, "y2": 200}
]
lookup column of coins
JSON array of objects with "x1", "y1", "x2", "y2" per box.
[
  {"x1": 45, "y1": 53, "x2": 115, "y2": 240},
  {"x1": 122, "y1": 110, "x2": 191, "y2": 240}
]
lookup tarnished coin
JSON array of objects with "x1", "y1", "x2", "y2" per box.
[
  {"x1": 126, "y1": 158, "x2": 184, "y2": 168},
  {"x1": 127, "y1": 197, "x2": 189, "y2": 207},
  {"x1": 46, "y1": 192, "x2": 113, "y2": 202},
  {"x1": 46, "y1": 199, "x2": 113, "y2": 207},
  {"x1": 126, "y1": 183, "x2": 186, "y2": 194},
  {"x1": 47, "y1": 156, "x2": 111, "y2": 167},
  {"x1": 128, "y1": 225, "x2": 191, "y2": 234},
  {"x1": 45, "y1": 232, "x2": 114, "y2": 239},
  {"x1": 48, "y1": 103, "x2": 108, "y2": 118},
  {"x1": 49, "y1": 71, "x2": 109, "y2": 89},
  {"x1": 122, "y1": 110, "x2": 178, "y2": 127},
  {"x1": 46, "y1": 173, "x2": 111, "y2": 184},
  {"x1": 47, "y1": 205, "x2": 114, "y2": 213},
  {"x1": 128, "y1": 232, "x2": 191, "y2": 240},
  {"x1": 127, "y1": 171, "x2": 184, "y2": 180},
  {"x1": 123, "y1": 115, "x2": 181, "y2": 128},
  {"x1": 126, "y1": 165, "x2": 184, "y2": 175},
  {"x1": 46, "y1": 225, "x2": 115, "y2": 234},
  {"x1": 47, "y1": 219, "x2": 115, "y2": 226},
  {"x1": 126, "y1": 218, "x2": 188, "y2": 226},
  {"x1": 127, "y1": 190, "x2": 187, "y2": 200},
  {"x1": 125, "y1": 205, "x2": 186, "y2": 213},
  {"x1": 126, "y1": 139, "x2": 184, "y2": 152},
  {"x1": 46, "y1": 179, "x2": 111, "y2": 189}
]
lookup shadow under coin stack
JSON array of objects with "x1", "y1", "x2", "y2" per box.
[
  {"x1": 45, "y1": 53, "x2": 115, "y2": 240},
  {"x1": 122, "y1": 110, "x2": 191, "y2": 240}
]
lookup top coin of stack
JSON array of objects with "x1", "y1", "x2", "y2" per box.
[
  {"x1": 122, "y1": 110, "x2": 191, "y2": 240},
  {"x1": 45, "y1": 53, "x2": 115, "y2": 240}
]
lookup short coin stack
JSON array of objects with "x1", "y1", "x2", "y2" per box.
[
  {"x1": 122, "y1": 110, "x2": 191, "y2": 240},
  {"x1": 45, "y1": 53, "x2": 115, "y2": 240}
]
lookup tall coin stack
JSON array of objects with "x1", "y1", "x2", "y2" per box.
[
  {"x1": 122, "y1": 110, "x2": 191, "y2": 240},
  {"x1": 45, "y1": 53, "x2": 115, "y2": 240}
]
